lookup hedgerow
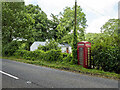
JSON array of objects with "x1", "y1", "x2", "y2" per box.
[
  {"x1": 2, "y1": 41, "x2": 21, "y2": 56},
  {"x1": 91, "y1": 35, "x2": 120, "y2": 74},
  {"x1": 14, "y1": 49, "x2": 71, "y2": 63}
]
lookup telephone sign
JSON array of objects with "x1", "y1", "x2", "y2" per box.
[{"x1": 77, "y1": 41, "x2": 91, "y2": 68}]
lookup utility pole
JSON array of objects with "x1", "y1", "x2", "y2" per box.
[
  {"x1": 72, "y1": 0, "x2": 78, "y2": 64},
  {"x1": 75, "y1": 0, "x2": 77, "y2": 30},
  {"x1": 118, "y1": 1, "x2": 120, "y2": 53},
  {"x1": 118, "y1": 1, "x2": 120, "y2": 35}
]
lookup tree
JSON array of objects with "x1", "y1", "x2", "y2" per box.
[
  {"x1": 90, "y1": 19, "x2": 120, "y2": 73},
  {"x1": 101, "y1": 19, "x2": 120, "y2": 47},
  {"x1": 25, "y1": 4, "x2": 50, "y2": 41},
  {"x1": 101, "y1": 19, "x2": 119, "y2": 36},
  {"x1": 85, "y1": 33, "x2": 101, "y2": 44},
  {"x1": 55, "y1": 5, "x2": 87, "y2": 64},
  {"x1": 2, "y1": 2, "x2": 35, "y2": 47},
  {"x1": 59, "y1": 34, "x2": 73, "y2": 45},
  {"x1": 2, "y1": 2, "x2": 24, "y2": 45},
  {"x1": 57, "y1": 6, "x2": 87, "y2": 42},
  {"x1": 48, "y1": 14, "x2": 60, "y2": 41}
]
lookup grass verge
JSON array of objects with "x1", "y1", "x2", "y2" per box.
[{"x1": 1, "y1": 56, "x2": 120, "y2": 80}]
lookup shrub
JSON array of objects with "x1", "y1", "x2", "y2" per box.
[
  {"x1": 14, "y1": 48, "x2": 73, "y2": 64},
  {"x1": 34, "y1": 50, "x2": 46, "y2": 60},
  {"x1": 14, "y1": 49, "x2": 28, "y2": 58},
  {"x1": 45, "y1": 49, "x2": 62, "y2": 62},
  {"x1": 14, "y1": 49, "x2": 63, "y2": 62},
  {"x1": 19, "y1": 42, "x2": 28, "y2": 50},
  {"x1": 62, "y1": 53, "x2": 69, "y2": 58},
  {"x1": 62, "y1": 53, "x2": 73, "y2": 63},
  {"x1": 2, "y1": 41, "x2": 21, "y2": 56},
  {"x1": 14, "y1": 49, "x2": 46, "y2": 61},
  {"x1": 91, "y1": 37, "x2": 120, "y2": 73}
]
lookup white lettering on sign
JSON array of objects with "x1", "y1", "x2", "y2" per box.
[
  {"x1": 78, "y1": 44, "x2": 84, "y2": 46},
  {"x1": 86, "y1": 44, "x2": 90, "y2": 45}
]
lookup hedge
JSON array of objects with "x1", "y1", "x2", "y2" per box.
[
  {"x1": 2, "y1": 41, "x2": 21, "y2": 56},
  {"x1": 14, "y1": 49, "x2": 72, "y2": 63},
  {"x1": 14, "y1": 49, "x2": 45, "y2": 61},
  {"x1": 91, "y1": 45, "x2": 120, "y2": 74}
]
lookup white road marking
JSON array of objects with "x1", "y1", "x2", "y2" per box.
[
  {"x1": 0, "y1": 70, "x2": 19, "y2": 80},
  {"x1": 26, "y1": 81, "x2": 31, "y2": 84}
]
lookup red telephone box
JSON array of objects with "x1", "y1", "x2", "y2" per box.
[{"x1": 77, "y1": 41, "x2": 91, "y2": 68}]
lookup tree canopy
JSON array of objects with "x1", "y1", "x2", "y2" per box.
[
  {"x1": 2, "y1": 2, "x2": 35, "y2": 46},
  {"x1": 25, "y1": 4, "x2": 50, "y2": 41},
  {"x1": 85, "y1": 19, "x2": 120, "y2": 73},
  {"x1": 57, "y1": 6, "x2": 87, "y2": 42}
]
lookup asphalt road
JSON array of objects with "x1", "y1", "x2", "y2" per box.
[{"x1": 1, "y1": 59, "x2": 119, "y2": 88}]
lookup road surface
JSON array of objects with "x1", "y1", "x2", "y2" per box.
[{"x1": 1, "y1": 59, "x2": 119, "y2": 88}]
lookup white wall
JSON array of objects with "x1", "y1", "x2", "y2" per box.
[
  {"x1": 69, "y1": 46, "x2": 72, "y2": 53},
  {"x1": 30, "y1": 44, "x2": 39, "y2": 51},
  {"x1": 61, "y1": 47, "x2": 67, "y2": 53},
  {"x1": 30, "y1": 42, "x2": 46, "y2": 51}
]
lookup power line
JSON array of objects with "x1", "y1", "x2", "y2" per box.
[{"x1": 78, "y1": 1, "x2": 109, "y2": 17}]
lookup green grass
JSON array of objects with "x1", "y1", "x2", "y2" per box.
[{"x1": 1, "y1": 56, "x2": 120, "y2": 80}]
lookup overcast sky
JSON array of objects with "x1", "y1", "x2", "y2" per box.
[{"x1": 24, "y1": 0, "x2": 119, "y2": 33}]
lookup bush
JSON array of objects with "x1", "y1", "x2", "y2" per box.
[
  {"x1": 14, "y1": 49, "x2": 46, "y2": 61},
  {"x1": 14, "y1": 49, "x2": 63, "y2": 62},
  {"x1": 62, "y1": 53, "x2": 69, "y2": 58},
  {"x1": 45, "y1": 49, "x2": 62, "y2": 62},
  {"x1": 62, "y1": 53, "x2": 73, "y2": 63},
  {"x1": 19, "y1": 42, "x2": 28, "y2": 50},
  {"x1": 34, "y1": 50, "x2": 46, "y2": 60},
  {"x1": 2, "y1": 41, "x2": 21, "y2": 56},
  {"x1": 91, "y1": 36, "x2": 120, "y2": 73}
]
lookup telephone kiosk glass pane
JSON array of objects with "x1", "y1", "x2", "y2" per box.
[{"x1": 79, "y1": 47, "x2": 83, "y2": 65}]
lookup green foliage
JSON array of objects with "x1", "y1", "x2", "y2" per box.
[
  {"x1": 2, "y1": 2, "x2": 23, "y2": 45},
  {"x1": 48, "y1": 14, "x2": 60, "y2": 41},
  {"x1": 85, "y1": 33, "x2": 101, "y2": 44},
  {"x1": 101, "y1": 19, "x2": 119, "y2": 36},
  {"x1": 25, "y1": 4, "x2": 50, "y2": 41},
  {"x1": 56, "y1": 5, "x2": 87, "y2": 64},
  {"x1": 19, "y1": 43, "x2": 27, "y2": 50},
  {"x1": 2, "y1": 2, "x2": 35, "y2": 46},
  {"x1": 62, "y1": 53, "x2": 69, "y2": 58},
  {"x1": 59, "y1": 33, "x2": 73, "y2": 46},
  {"x1": 92, "y1": 42, "x2": 120, "y2": 73},
  {"x1": 45, "y1": 49, "x2": 62, "y2": 62},
  {"x1": 71, "y1": 48, "x2": 78, "y2": 64},
  {"x1": 2, "y1": 41, "x2": 21, "y2": 56},
  {"x1": 14, "y1": 48, "x2": 73, "y2": 64},
  {"x1": 57, "y1": 6, "x2": 87, "y2": 42},
  {"x1": 62, "y1": 53, "x2": 73, "y2": 64},
  {"x1": 14, "y1": 49, "x2": 45, "y2": 61},
  {"x1": 38, "y1": 40, "x2": 61, "y2": 51},
  {"x1": 14, "y1": 49, "x2": 62, "y2": 62},
  {"x1": 2, "y1": 2, "x2": 87, "y2": 54},
  {"x1": 89, "y1": 19, "x2": 120, "y2": 74}
]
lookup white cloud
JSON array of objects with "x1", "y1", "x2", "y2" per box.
[
  {"x1": 86, "y1": 16, "x2": 115, "y2": 33},
  {"x1": 24, "y1": 0, "x2": 33, "y2": 5},
  {"x1": 77, "y1": 0, "x2": 119, "y2": 33},
  {"x1": 78, "y1": 0, "x2": 119, "y2": 15},
  {"x1": 37, "y1": 0, "x2": 75, "y2": 18}
]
